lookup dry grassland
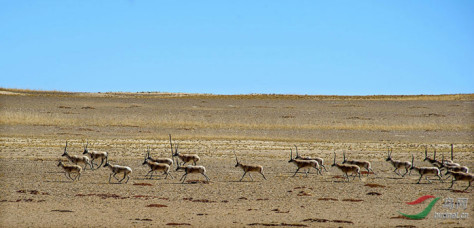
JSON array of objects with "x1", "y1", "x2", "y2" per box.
[{"x1": 0, "y1": 88, "x2": 473, "y2": 227}]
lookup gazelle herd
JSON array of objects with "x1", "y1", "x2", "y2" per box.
[{"x1": 55, "y1": 138, "x2": 472, "y2": 191}]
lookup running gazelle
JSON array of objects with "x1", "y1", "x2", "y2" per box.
[
  {"x1": 169, "y1": 134, "x2": 200, "y2": 166},
  {"x1": 62, "y1": 141, "x2": 93, "y2": 170},
  {"x1": 342, "y1": 151, "x2": 375, "y2": 176},
  {"x1": 142, "y1": 149, "x2": 174, "y2": 179},
  {"x1": 331, "y1": 152, "x2": 360, "y2": 181},
  {"x1": 293, "y1": 145, "x2": 328, "y2": 172},
  {"x1": 104, "y1": 158, "x2": 132, "y2": 184},
  {"x1": 82, "y1": 141, "x2": 108, "y2": 169},
  {"x1": 57, "y1": 160, "x2": 82, "y2": 181},
  {"x1": 385, "y1": 148, "x2": 412, "y2": 177},
  {"x1": 288, "y1": 149, "x2": 321, "y2": 177},
  {"x1": 410, "y1": 155, "x2": 443, "y2": 184},
  {"x1": 233, "y1": 151, "x2": 267, "y2": 181}
]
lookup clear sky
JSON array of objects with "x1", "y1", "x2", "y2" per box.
[{"x1": 1, "y1": 1, "x2": 473, "y2": 95}]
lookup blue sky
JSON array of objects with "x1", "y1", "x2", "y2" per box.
[{"x1": 1, "y1": 1, "x2": 473, "y2": 95}]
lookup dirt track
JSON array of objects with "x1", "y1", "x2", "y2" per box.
[{"x1": 0, "y1": 90, "x2": 473, "y2": 227}]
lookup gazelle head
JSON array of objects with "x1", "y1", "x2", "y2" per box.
[
  {"x1": 234, "y1": 151, "x2": 241, "y2": 167},
  {"x1": 103, "y1": 157, "x2": 110, "y2": 167},
  {"x1": 175, "y1": 162, "x2": 184, "y2": 171},
  {"x1": 171, "y1": 144, "x2": 179, "y2": 157},
  {"x1": 410, "y1": 155, "x2": 415, "y2": 169},
  {"x1": 341, "y1": 152, "x2": 348, "y2": 164},
  {"x1": 331, "y1": 152, "x2": 338, "y2": 167},
  {"x1": 142, "y1": 147, "x2": 151, "y2": 165},
  {"x1": 423, "y1": 146, "x2": 436, "y2": 161},
  {"x1": 385, "y1": 148, "x2": 393, "y2": 161},
  {"x1": 294, "y1": 145, "x2": 301, "y2": 159},
  {"x1": 450, "y1": 144, "x2": 454, "y2": 161},
  {"x1": 82, "y1": 141, "x2": 89, "y2": 155},
  {"x1": 61, "y1": 141, "x2": 69, "y2": 156},
  {"x1": 288, "y1": 149, "x2": 295, "y2": 163}
]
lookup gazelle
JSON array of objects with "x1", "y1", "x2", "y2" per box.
[
  {"x1": 331, "y1": 152, "x2": 361, "y2": 181},
  {"x1": 170, "y1": 134, "x2": 200, "y2": 166},
  {"x1": 423, "y1": 147, "x2": 442, "y2": 168},
  {"x1": 175, "y1": 164, "x2": 210, "y2": 183},
  {"x1": 288, "y1": 149, "x2": 321, "y2": 177},
  {"x1": 62, "y1": 141, "x2": 93, "y2": 170},
  {"x1": 142, "y1": 151, "x2": 174, "y2": 179},
  {"x1": 385, "y1": 148, "x2": 412, "y2": 177},
  {"x1": 82, "y1": 141, "x2": 108, "y2": 169},
  {"x1": 439, "y1": 155, "x2": 461, "y2": 174},
  {"x1": 443, "y1": 144, "x2": 455, "y2": 164},
  {"x1": 342, "y1": 152, "x2": 375, "y2": 176},
  {"x1": 104, "y1": 158, "x2": 132, "y2": 184},
  {"x1": 234, "y1": 151, "x2": 267, "y2": 181},
  {"x1": 294, "y1": 145, "x2": 327, "y2": 172},
  {"x1": 439, "y1": 145, "x2": 460, "y2": 169},
  {"x1": 145, "y1": 146, "x2": 173, "y2": 166},
  {"x1": 410, "y1": 155, "x2": 443, "y2": 184},
  {"x1": 57, "y1": 160, "x2": 82, "y2": 181},
  {"x1": 445, "y1": 171, "x2": 473, "y2": 191},
  {"x1": 444, "y1": 165, "x2": 469, "y2": 175},
  {"x1": 441, "y1": 154, "x2": 460, "y2": 168}
]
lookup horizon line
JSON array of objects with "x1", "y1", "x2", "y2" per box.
[{"x1": 1, "y1": 87, "x2": 473, "y2": 99}]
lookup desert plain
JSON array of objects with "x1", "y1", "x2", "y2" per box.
[{"x1": 0, "y1": 88, "x2": 473, "y2": 227}]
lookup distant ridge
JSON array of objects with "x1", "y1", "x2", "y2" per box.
[{"x1": 1, "y1": 87, "x2": 473, "y2": 101}]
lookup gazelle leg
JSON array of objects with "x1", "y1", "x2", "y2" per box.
[
  {"x1": 168, "y1": 172, "x2": 174, "y2": 179},
  {"x1": 464, "y1": 181, "x2": 472, "y2": 191},
  {"x1": 315, "y1": 167, "x2": 322, "y2": 175},
  {"x1": 437, "y1": 175, "x2": 443, "y2": 183},
  {"x1": 202, "y1": 173, "x2": 210, "y2": 182},
  {"x1": 249, "y1": 173, "x2": 254, "y2": 181},
  {"x1": 181, "y1": 174, "x2": 188, "y2": 183},
  {"x1": 292, "y1": 168, "x2": 300, "y2": 177},
  {"x1": 321, "y1": 165, "x2": 328, "y2": 172},
  {"x1": 392, "y1": 168, "x2": 398, "y2": 175},
  {"x1": 401, "y1": 169, "x2": 408, "y2": 177},
  {"x1": 449, "y1": 179, "x2": 455, "y2": 189},
  {"x1": 344, "y1": 173, "x2": 350, "y2": 181},
  {"x1": 369, "y1": 168, "x2": 376, "y2": 175},
  {"x1": 119, "y1": 173, "x2": 127, "y2": 182},
  {"x1": 97, "y1": 158, "x2": 104, "y2": 168},
  {"x1": 109, "y1": 173, "x2": 113, "y2": 183},
  {"x1": 426, "y1": 177, "x2": 432, "y2": 184},
  {"x1": 240, "y1": 172, "x2": 247, "y2": 181},
  {"x1": 417, "y1": 175, "x2": 423, "y2": 184},
  {"x1": 125, "y1": 175, "x2": 130, "y2": 183},
  {"x1": 145, "y1": 170, "x2": 154, "y2": 179},
  {"x1": 65, "y1": 172, "x2": 73, "y2": 181},
  {"x1": 260, "y1": 172, "x2": 267, "y2": 180}
]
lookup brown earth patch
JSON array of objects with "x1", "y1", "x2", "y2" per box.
[
  {"x1": 365, "y1": 183, "x2": 386, "y2": 188},
  {"x1": 146, "y1": 204, "x2": 168, "y2": 208}
]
